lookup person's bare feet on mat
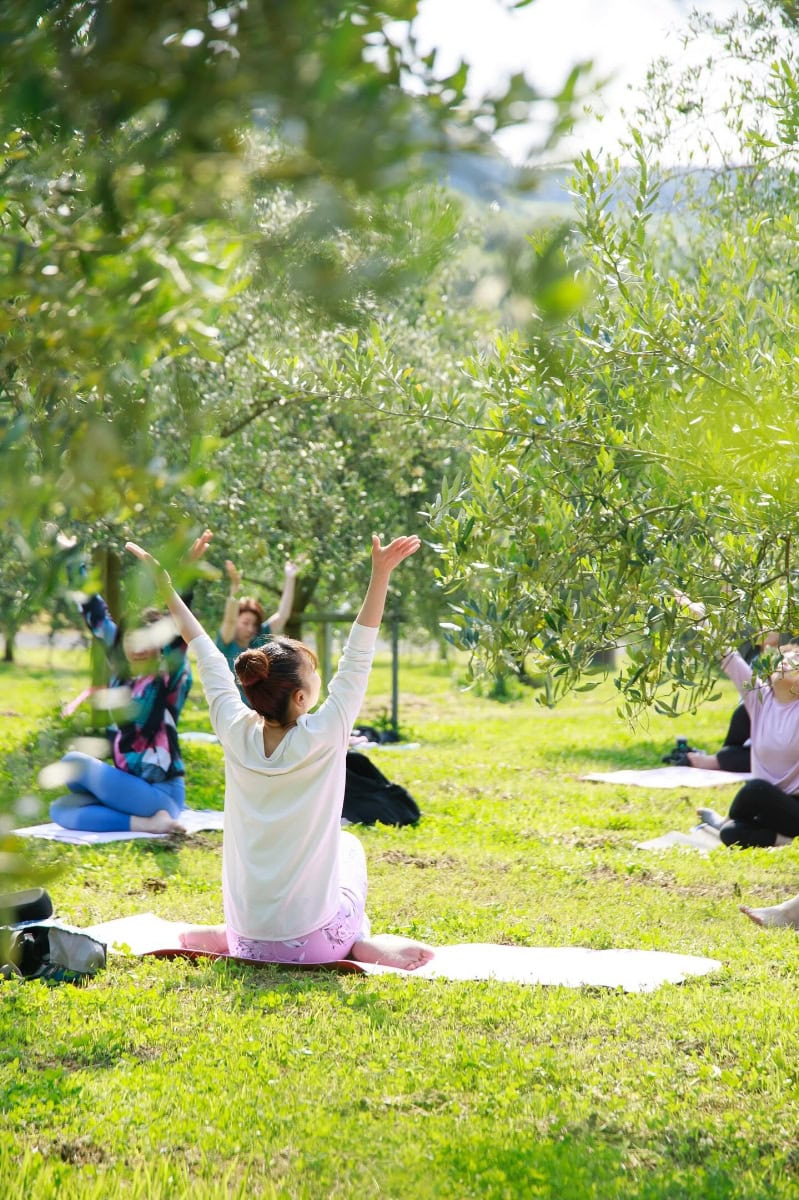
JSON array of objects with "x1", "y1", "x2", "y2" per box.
[
  {"x1": 178, "y1": 924, "x2": 229, "y2": 953},
  {"x1": 131, "y1": 810, "x2": 185, "y2": 835},
  {"x1": 350, "y1": 934, "x2": 435, "y2": 970}
]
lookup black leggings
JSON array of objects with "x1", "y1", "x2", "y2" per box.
[
  {"x1": 715, "y1": 704, "x2": 751, "y2": 774},
  {"x1": 720, "y1": 778, "x2": 799, "y2": 847}
]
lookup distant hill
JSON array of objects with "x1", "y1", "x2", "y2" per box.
[
  {"x1": 445, "y1": 151, "x2": 720, "y2": 217},
  {"x1": 446, "y1": 152, "x2": 572, "y2": 212}
]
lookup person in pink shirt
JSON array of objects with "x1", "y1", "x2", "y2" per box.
[
  {"x1": 705, "y1": 645, "x2": 799, "y2": 846},
  {"x1": 689, "y1": 634, "x2": 799, "y2": 846}
]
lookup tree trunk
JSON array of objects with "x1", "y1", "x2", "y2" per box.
[
  {"x1": 590, "y1": 648, "x2": 617, "y2": 669},
  {"x1": 283, "y1": 573, "x2": 318, "y2": 643},
  {"x1": 2, "y1": 632, "x2": 13, "y2": 663},
  {"x1": 99, "y1": 546, "x2": 122, "y2": 621},
  {"x1": 88, "y1": 545, "x2": 121, "y2": 687}
]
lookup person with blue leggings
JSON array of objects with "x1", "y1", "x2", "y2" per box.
[
  {"x1": 49, "y1": 531, "x2": 212, "y2": 834},
  {"x1": 51, "y1": 748, "x2": 187, "y2": 835}
]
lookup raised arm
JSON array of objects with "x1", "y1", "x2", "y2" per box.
[
  {"x1": 673, "y1": 590, "x2": 708, "y2": 625},
  {"x1": 673, "y1": 589, "x2": 748, "y2": 685},
  {"x1": 308, "y1": 534, "x2": 421, "y2": 742},
  {"x1": 219, "y1": 559, "x2": 242, "y2": 643},
  {"x1": 64, "y1": 552, "x2": 119, "y2": 649},
  {"x1": 357, "y1": 535, "x2": 421, "y2": 628},
  {"x1": 265, "y1": 559, "x2": 299, "y2": 634},
  {"x1": 125, "y1": 536, "x2": 211, "y2": 645}
]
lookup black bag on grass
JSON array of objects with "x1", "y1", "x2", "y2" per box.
[
  {"x1": 0, "y1": 890, "x2": 106, "y2": 984},
  {"x1": 0, "y1": 887, "x2": 54, "y2": 924},
  {"x1": 343, "y1": 752, "x2": 421, "y2": 827},
  {"x1": 0, "y1": 922, "x2": 106, "y2": 983}
]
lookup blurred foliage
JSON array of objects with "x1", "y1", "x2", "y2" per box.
[
  {"x1": 0, "y1": 1, "x2": 591, "y2": 888},
  {"x1": 0, "y1": 0, "x2": 583, "y2": 629},
  {"x1": 426, "y1": 0, "x2": 799, "y2": 719}
]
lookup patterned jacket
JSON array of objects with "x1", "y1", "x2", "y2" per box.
[{"x1": 80, "y1": 592, "x2": 192, "y2": 782}]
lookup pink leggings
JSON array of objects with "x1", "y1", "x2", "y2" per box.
[{"x1": 226, "y1": 831, "x2": 371, "y2": 964}]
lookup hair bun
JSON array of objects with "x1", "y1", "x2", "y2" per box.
[{"x1": 235, "y1": 647, "x2": 270, "y2": 685}]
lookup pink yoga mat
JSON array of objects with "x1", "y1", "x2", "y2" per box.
[{"x1": 147, "y1": 947, "x2": 367, "y2": 972}]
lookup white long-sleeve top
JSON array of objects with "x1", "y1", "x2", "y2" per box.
[{"x1": 190, "y1": 622, "x2": 377, "y2": 940}]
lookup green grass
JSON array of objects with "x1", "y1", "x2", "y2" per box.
[{"x1": 2, "y1": 645, "x2": 799, "y2": 1199}]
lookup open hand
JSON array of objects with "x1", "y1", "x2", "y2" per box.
[
  {"x1": 371, "y1": 534, "x2": 421, "y2": 575},
  {"x1": 188, "y1": 529, "x2": 213, "y2": 562}
]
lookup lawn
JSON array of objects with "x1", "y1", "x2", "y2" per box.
[{"x1": 2, "y1": 643, "x2": 799, "y2": 1199}]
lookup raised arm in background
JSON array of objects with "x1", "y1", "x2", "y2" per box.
[
  {"x1": 265, "y1": 560, "x2": 300, "y2": 634},
  {"x1": 219, "y1": 560, "x2": 242, "y2": 644}
]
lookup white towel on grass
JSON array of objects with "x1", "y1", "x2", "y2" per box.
[{"x1": 582, "y1": 766, "x2": 751, "y2": 789}]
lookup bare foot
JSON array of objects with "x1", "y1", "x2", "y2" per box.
[
  {"x1": 740, "y1": 906, "x2": 768, "y2": 927},
  {"x1": 178, "y1": 924, "x2": 229, "y2": 954},
  {"x1": 130, "y1": 810, "x2": 186, "y2": 835},
  {"x1": 350, "y1": 934, "x2": 435, "y2": 971},
  {"x1": 740, "y1": 895, "x2": 799, "y2": 929},
  {"x1": 687, "y1": 752, "x2": 720, "y2": 770}
]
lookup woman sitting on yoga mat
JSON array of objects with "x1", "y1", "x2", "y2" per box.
[
  {"x1": 49, "y1": 531, "x2": 213, "y2": 836},
  {"x1": 663, "y1": 629, "x2": 793, "y2": 773},
  {"x1": 677, "y1": 595, "x2": 799, "y2": 847},
  {"x1": 125, "y1": 532, "x2": 435, "y2": 971}
]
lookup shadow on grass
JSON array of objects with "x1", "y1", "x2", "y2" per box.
[
  {"x1": 539, "y1": 742, "x2": 700, "y2": 771},
  {"x1": 436, "y1": 1129, "x2": 776, "y2": 1199},
  {"x1": 132, "y1": 952, "x2": 396, "y2": 1017}
]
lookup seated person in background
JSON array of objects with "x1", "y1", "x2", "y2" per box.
[
  {"x1": 688, "y1": 700, "x2": 753, "y2": 774},
  {"x1": 676, "y1": 596, "x2": 799, "y2": 847},
  {"x1": 216, "y1": 558, "x2": 299, "y2": 701},
  {"x1": 663, "y1": 626, "x2": 790, "y2": 773},
  {"x1": 49, "y1": 531, "x2": 212, "y2": 834}
]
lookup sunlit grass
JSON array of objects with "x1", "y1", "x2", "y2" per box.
[{"x1": 2, "y1": 644, "x2": 799, "y2": 1198}]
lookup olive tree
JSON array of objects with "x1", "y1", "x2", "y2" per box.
[{"x1": 426, "y1": 0, "x2": 799, "y2": 718}]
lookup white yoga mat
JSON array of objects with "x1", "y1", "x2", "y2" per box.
[
  {"x1": 12, "y1": 809, "x2": 224, "y2": 845},
  {"x1": 637, "y1": 823, "x2": 794, "y2": 852},
  {"x1": 349, "y1": 741, "x2": 421, "y2": 752},
  {"x1": 85, "y1": 913, "x2": 721, "y2": 993},
  {"x1": 582, "y1": 766, "x2": 752, "y2": 789},
  {"x1": 636, "y1": 824, "x2": 722, "y2": 852}
]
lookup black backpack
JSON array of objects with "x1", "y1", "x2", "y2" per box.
[{"x1": 343, "y1": 752, "x2": 421, "y2": 827}]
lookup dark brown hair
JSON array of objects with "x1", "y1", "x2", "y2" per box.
[
  {"x1": 235, "y1": 637, "x2": 318, "y2": 724},
  {"x1": 238, "y1": 596, "x2": 266, "y2": 626}
]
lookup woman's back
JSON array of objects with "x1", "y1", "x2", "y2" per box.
[{"x1": 191, "y1": 622, "x2": 379, "y2": 941}]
